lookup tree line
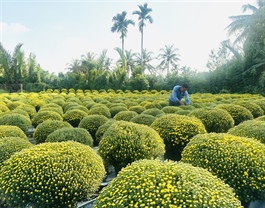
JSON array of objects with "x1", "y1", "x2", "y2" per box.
[{"x1": 0, "y1": 1, "x2": 264, "y2": 94}]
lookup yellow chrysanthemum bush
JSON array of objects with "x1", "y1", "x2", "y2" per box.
[
  {"x1": 151, "y1": 114, "x2": 206, "y2": 161},
  {"x1": 188, "y1": 108, "x2": 234, "y2": 133},
  {"x1": 8, "y1": 109, "x2": 30, "y2": 119},
  {"x1": 0, "y1": 137, "x2": 33, "y2": 164},
  {"x1": 175, "y1": 109, "x2": 191, "y2": 115},
  {"x1": 228, "y1": 120, "x2": 265, "y2": 144},
  {"x1": 233, "y1": 101, "x2": 264, "y2": 118},
  {"x1": 0, "y1": 125, "x2": 28, "y2": 140},
  {"x1": 98, "y1": 121, "x2": 165, "y2": 174},
  {"x1": 0, "y1": 141, "x2": 105, "y2": 208},
  {"x1": 88, "y1": 105, "x2": 111, "y2": 118},
  {"x1": 16, "y1": 104, "x2": 37, "y2": 119},
  {"x1": 0, "y1": 105, "x2": 9, "y2": 113},
  {"x1": 95, "y1": 120, "x2": 116, "y2": 143},
  {"x1": 128, "y1": 105, "x2": 146, "y2": 114},
  {"x1": 142, "y1": 108, "x2": 165, "y2": 117},
  {"x1": 0, "y1": 113, "x2": 31, "y2": 132},
  {"x1": 130, "y1": 114, "x2": 156, "y2": 126},
  {"x1": 215, "y1": 104, "x2": 253, "y2": 125},
  {"x1": 33, "y1": 120, "x2": 72, "y2": 144},
  {"x1": 31, "y1": 111, "x2": 63, "y2": 127},
  {"x1": 63, "y1": 109, "x2": 88, "y2": 127},
  {"x1": 113, "y1": 111, "x2": 138, "y2": 121},
  {"x1": 94, "y1": 159, "x2": 243, "y2": 208},
  {"x1": 256, "y1": 115, "x2": 265, "y2": 121},
  {"x1": 161, "y1": 106, "x2": 181, "y2": 114},
  {"x1": 181, "y1": 133, "x2": 265, "y2": 205},
  {"x1": 109, "y1": 106, "x2": 128, "y2": 118},
  {"x1": 45, "y1": 127, "x2": 93, "y2": 147},
  {"x1": 78, "y1": 115, "x2": 109, "y2": 145}
]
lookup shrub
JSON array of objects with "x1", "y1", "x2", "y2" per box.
[
  {"x1": 0, "y1": 141, "x2": 105, "y2": 208},
  {"x1": 0, "y1": 125, "x2": 28, "y2": 140},
  {"x1": 33, "y1": 120, "x2": 72, "y2": 144},
  {"x1": 94, "y1": 160, "x2": 242, "y2": 208},
  {"x1": 46, "y1": 127, "x2": 93, "y2": 147},
  {"x1": 181, "y1": 133, "x2": 265, "y2": 205},
  {"x1": 151, "y1": 114, "x2": 206, "y2": 161},
  {"x1": 144, "y1": 102, "x2": 157, "y2": 109},
  {"x1": 215, "y1": 104, "x2": 253, "y2": 125},
  {"x1": 142, "y1": 108, "x2": 165, "y2": 117},
  {"x1": 113, "y1": 111, "x2": 138, "y2": 121},
  {"x1": 0, "y1": 105, "x2": 9, "y2": 113},
  {"x1": 0, "y1": 137, "x2": 33, "y2": 164},
  {"x1": 228, "y1": 120, "x2": 265, "y2": 144},
  {"x1": 256, "y1": 115, "x2": 265, "y2": 121},
  {"x1": 10, "y1": 109, "x2": 30, "y2": 119},
  {"x1": 88, "y1": 105, "x2": 111, "y2": 118},
  {"x1": 234, "y1": 101, "x2": 264, "y2": 118},
  {"x1": 98, "y1": 121, "x2": 165, "y2": 173},
  {"x1": 130, "y1": 114, "x2": 156, "y2": 126},
  {"x1": 0, "y1": 113, "x2": 31, "y2": 132},
  {"x1": 66, "y1": 105, "x2": 89, "y2": 114},
  {"x1": 39, "y1": 106, "x2": 64, "y2": 116},
  {"x1": 17, "y1": 104, "x2": 36, "y2": 119},
  {"x1": 32, "y1": 111, "x2": 63, "y2": 127},
  {"x1": 109, "y1": 106, "x2": 128, "y2": 118},
  {"x1": 254, "y1": 99, "x2": 265, "y2": 112},
  {"x1": 63, "y1": 109, "x2": 88, "y2": 127},
  {"x1": 95, "y1": 121, "x2": 116, "y2": 143},
  {"x1": 6, "y1": 101, "x2": 23, "y2": 110},
  {"x1": 188, "y1": 108, "x2": 234, "y2": 133},
  {"x1": 78, "y1": 115, "x2": 109, "y2": 145},
  {"x1": 129, "y1": 105, "x2": 146, "y2": 114},
  {"x1": 175, "y1": 109, "x2": 191, "y2": 115},
  {"x1": 161, "y1": 106, "x2": 181, "y2": 113}
]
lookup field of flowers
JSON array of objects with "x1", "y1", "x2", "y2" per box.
[{"x1": 0, "y1": 88, "x2": 265, "y2": 208}]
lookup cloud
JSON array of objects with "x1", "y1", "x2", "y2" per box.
[{"x1": 0, "y1": 22, "x2": 31, "y2": 33}]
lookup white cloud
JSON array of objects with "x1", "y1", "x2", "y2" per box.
[{"x1": 0, "y1": 22, "x2": 31, "y2": 33}]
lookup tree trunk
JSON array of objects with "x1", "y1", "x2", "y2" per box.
[
  {"x1": 141, "y1": 29, "x2": 144, "y2": 73},
  {"x1": 122, "y1": 36, "x2": 124, "y2": 56}
]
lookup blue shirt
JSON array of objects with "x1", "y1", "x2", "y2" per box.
[{"x1": 169, "y1": 85, "x2": 190, "y2": 104}]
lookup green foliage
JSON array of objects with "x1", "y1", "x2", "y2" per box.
[
  {"x1": 46, "y1": 127, "x2": 93, "y2": 147},
  {"x1": 130, "y1": 114, "x2": 156, "y2": 126},
  {"x1": 95, "y1": 121, "x2": 116, "y2": 143},
  {"x1": 0, "y1": 113, "x2": 31, "y2": 132},
  {"x1": 255, "y1": 115, "x2": 265, "y2": 121},
  {"x1": 0, "y1": 125, "x2": 28, "y2": 140},
  {"x1": 9, "y1": 109, "x2": 30, "y2": 119},
  {"x1": 33, "y1": 120, "x2": 72, "y2": 144},
  {"x1": 189, "y1": 108, "x2": 234, "y2": 133},
  {"x1": 66, "y1": 105, "x2": 89, "y2": 114},
  {"x1": 175, "y1": 109, "x2": 191, "y2": 115},
  {"x1": 233, "y1": 101, "x2": 264, "y2": 118},
  {"x1": 0, "y1": 137, "x2": 32, "y2": 164},
  {"x1": 0, "y1": 141, "x2": 105, "y2": 208},
  {"x1": 63, "y1": 109, "x2": 88, "y2": 127},
  {"x1": 151, "y1": 114, "x2": 206, "y2": 161},
  {"x1": 215, "y1": 104, "x2": 253, "y2": 125},
  {"x1": 0, "y1": 105, "x2": 9, "y2": 113},
  {"x1": 88, "y1": 105, "x2": 111, "y2": 118},
  {"x1": 16, "y1": 104, "x2": 36, "y2": 119},
  {"x1": 129, "y1": 105, "x2": 146, "y2": 114},
  {"x1": 113, "y1": 111, "x2": 138, "y2": 121},
  {"x1": 228, "y1": 120, "x2": 265, "y2": 144},
  {"x1": 181, "y1": 133, "x2": 265, "y2": 204},
  {"x1": 6, "y1": 101, "x2": 23, "y2": 110},
  {"x1": 98, "y1": 121, "x2": 165, "y2": 172},
  {"x1": 94, "y1": 160, "x2": 242, "y2": 208},
  {"x1": 32, "y1": 111, "x2": 63, "y2": 127},
  {"x1": 142, "y1": 108, "x2": 165, "y2": 116},
  {"x1": 161, "y1": 106, "x2": 181, "y2": 113},
  {"x1": 110, "y1": 106, "x2": 128, "y2": 117}
]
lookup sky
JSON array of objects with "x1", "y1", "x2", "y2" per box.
[{"x1": 0, "y1": 0, "x2": 254, "y2": 74}]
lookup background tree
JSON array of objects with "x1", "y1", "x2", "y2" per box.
[{"x1": 111, "y1": 11, "x2": 135, "y2": 55}]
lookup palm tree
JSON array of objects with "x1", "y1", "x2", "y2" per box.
[
  {"x1": 136, "y1": 49, "x2": 154, "y2": 74},
  {"x1": 133, "y1": 3, "x2": 153, "y2": 69},
  {"x1": 226, "y1": 0, "x2": 265, "y2": 43},
  {"x1": 111, "y1": 11, "x2": 135, "y2": 55},
  {"x1": 158, "y1": 44, "x2": 180, "y2": 76}
]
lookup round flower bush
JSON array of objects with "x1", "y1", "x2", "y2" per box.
[
  {"x1": 66, "y1": 105, "x2": 89, "y2": 114},
  {"x1": 228, "y1": 120, "x2": 265, "y2": 144},
  {"x1": 88, "y1": 105, "x2": 111, "y2": 118},
  {"x1": 233, "y1": 101, "x2": 264, "y2": 118},
  {"x1": 0, "y1": 137, "x2": 33, "y2": 164},
  {"x1": 0, "y1": 125, "x2": 28, "y2": 140},
  {"x1": 78, "y1": 115, "x2": 109, "y2": 145},
  {"x1": 130, "y1": 114, "x2": 156, "y2": 126},
  {"x1": 98, "y1": 121, "x2": 165, "y2": 173},
  {"x1": 6, "y1": 101, "x2": 23, "y2": 110},
  {"x1": 0, "y1": 141, "x2": 105, "y2": 208},
  {"x1": 63, "y1": 109, "x2": 88, "y2": 127},
  {"x1": 256, "y1": 115, "x2": 265, "y2": 121},
  {"x1": 161, "y1": 106, "x2": 181, "y2": 114},
  {"x1": 46, "y1": 127, "x2": 93, "y2": 147},
  {"x1": 113, "y1": 111, "x2": 138, "y2": 121},
  {"x1": 95, "y1": 120, "x2": 115, "y2": 143},
  {"x1": 33, "y1": 120, "x2": 72, "y2": 144},
  {"x1": 0, "y1": 113, "x2": 31, "y2": 132},
  {"x1": 16, "y1": 104, "x2": 36, "y2": 119},
  {"x1": 9, "y1": 109, "x2": 30, "y2": 119},
  {"x1": 142, "y1": 108, "x2": 165, "y2": 117},
  {"x1": 32, "y1": 111, "x2": 63, "y2": 127},
  {"x1": 215, "y1": 104, "x2": 253, "y2": 125},
  {"x1": 188, "y1": 108, "x2": 234, "y2": 133},
  {"x1": 151, "y1": 114, "x2": 206, "y2": 161},
  {"x1": 110, "y1": 106, "x2": 128, "y2": 118},
  {"x1": 254, "y1": 99, "x2": 265, "y2": 112},
  {"x1": 94, "y1": 160, "x2": 242, "y2": 208},
  {"x1": 128, "y1": 105, "x2": 146, "y2": 114},
  {"x1": 0, "y1": 105, "x2": 9, "y2": 113},
  {"x1": 175, "y1": 109, "x2": 191, "y2": 115},
  {"x1": 181, "y1": 133, "x2": 265, "y2": 205}
]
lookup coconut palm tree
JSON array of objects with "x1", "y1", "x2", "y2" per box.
[
  {"x1": 158, "y1": 44, "x2": 180, "y2": 76},
  {"x1": 136, "y1": 49, "x2": 154, "y2": 74},
  {"x1": 133, "y1": 3, "x2": 153, "y2": 69},
  {"x1": 111, "y1": 11, "x2": 135, "y2": 55}
]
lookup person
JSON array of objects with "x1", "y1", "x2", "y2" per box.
[{"x1": 169, "y1": 83, "x2": 190, "y2": 106}]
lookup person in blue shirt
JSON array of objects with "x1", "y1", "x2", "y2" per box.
[{"x1": 169, "y1": 83, "x2": 190, "y2": 106}]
